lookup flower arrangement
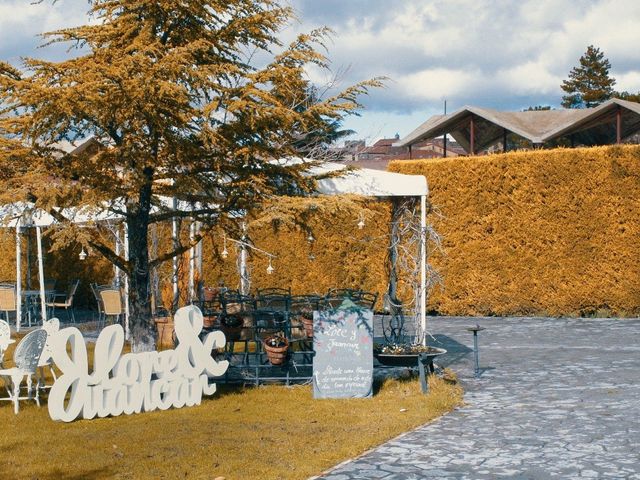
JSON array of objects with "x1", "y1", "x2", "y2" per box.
[{"x1": 374, "y1": 343, "x2": 442, "y2": 355}]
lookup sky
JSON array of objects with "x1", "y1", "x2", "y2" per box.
[{"x1": 2, "y1": 0, "x2": 640, "y2": 143}]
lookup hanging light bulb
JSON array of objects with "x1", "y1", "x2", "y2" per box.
[
  {"x1": 307, "y1": 233, "x2": 315, "y2": 243},
  {"x1": 357, "y1": 212, "x2": 366, "y2": 230},
  {"x1": 79, "y1": 247, "x2": 87, "y2": 261},
  {"x1": 221, "y1": 234, "x2": 228, "y2": 259},
  {"x1": 308, "y1": 253, "x2": 316, "y2": 261},
  {"x1": 266, "y1": 257, "x2": 274, "y2": 274}
]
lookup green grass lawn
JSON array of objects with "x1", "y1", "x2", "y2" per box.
[{"x1": 0, "y1": 339, "x2": 462, "y2": 479}]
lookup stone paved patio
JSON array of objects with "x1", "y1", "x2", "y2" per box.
[{"x1": 315, "y1": 316, "x2": 640, "y2": 479}]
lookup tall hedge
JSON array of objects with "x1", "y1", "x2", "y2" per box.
[
  {"x1": 389, "y1": 145, "x2": 640, "y2": 317},
  {"x1": 201, "y1": 196, "x2": 393, "y2": 308}
]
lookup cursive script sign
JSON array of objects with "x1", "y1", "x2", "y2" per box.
[{"x1": 48, "y1": 305, "x2": 229, "y2": 422}]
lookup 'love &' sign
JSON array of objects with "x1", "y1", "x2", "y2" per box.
[{"x1": 48, "y1": 305, "x2": 228, "y2": 422}]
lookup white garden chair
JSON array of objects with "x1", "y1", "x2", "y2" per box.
[
  {"x1": 36, "y1": 318, "x2": 59, "y2": 390},
  {"x1": 0, "y1": 329, "x2": 47, "y2": 414},
  {"x1": 0, "y1": 319, "x2": 15, "y2": 367}
]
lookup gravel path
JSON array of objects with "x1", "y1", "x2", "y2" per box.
[{"x1": 316, "y1": 316, "x2": 640, "y2": 479}]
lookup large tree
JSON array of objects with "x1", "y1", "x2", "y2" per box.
[
  {"x1": 561, "y1": 45, "x2": 616, "y2": 108},
  {"x1": 0, "y1": 0, "x2": 380, "y2": 351}
]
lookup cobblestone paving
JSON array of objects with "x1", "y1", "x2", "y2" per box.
[{"x1": 316, "y1": 317, "x2": 640, "y2": 479}]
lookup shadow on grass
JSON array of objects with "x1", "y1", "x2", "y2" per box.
[{"x1": 4, "y1": 466, "x2": 117, "y2": 480}]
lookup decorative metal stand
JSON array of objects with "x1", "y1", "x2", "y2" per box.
[{"x1": 466, "y1": 324, "x2": 485, "y2": 378}]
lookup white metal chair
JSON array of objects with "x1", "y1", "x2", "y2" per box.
[
  {"x1": 46, "y1": 279, "x2": 79, "y2": 323},
  {"x1": 0, "y1": 328, "x2": 47, "y2": 414},
  {"x1": 36, "y1": 318, "x2": 59, "y2": 390},
  {"x1": 0, "y1": 319, "x2": 15, "y2": 367}
]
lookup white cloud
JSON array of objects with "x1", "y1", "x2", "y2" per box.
[
  {"x1": 498, "y1": 61, "x2": 563, "y2": 96},
  {"x1": 0, "y1": 0, "x2": 95, "y2": 63},
  {"x1": 615, "y1": 72, "x2": 640, "y2": 93},
  {"x1": 398, "y1": 68, "x2": 483, "y2": 102},
  {"x1": 3, "y1": 0, "x2": 640, "y2": 138}
]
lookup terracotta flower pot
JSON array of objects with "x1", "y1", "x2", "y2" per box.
[
  {"x1": 154, "y1": 316, "x2": 175, "y2": 350},
  {"x1": 203, "y1": 315, "x2": 218, "y2": 329},
  {"x1": 263, "y1": 336, "x2": 289, "y2": 365},
  {"x1": 300, "y1": 316, "x2": 314, "y2": 338},
  {"x1": 203, "y1": 287, "x2": 219, "y2": 302}
]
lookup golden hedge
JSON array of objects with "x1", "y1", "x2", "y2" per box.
[
  {"x1": 200, "y1": 196, "x2": 393, "y2": 308},
  {"x1": 389, "y1": 145, "x2": 640, "y2": 317}
]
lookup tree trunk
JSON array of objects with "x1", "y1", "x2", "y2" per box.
[
  {"x1": 127, "y1": 181, "x2": 155, "y2": 352},
  {"x1": 386, "y1": 198, "x2": 404, "y2": 344}
]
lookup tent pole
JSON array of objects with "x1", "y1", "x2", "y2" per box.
[
  {"x1": 420, "y1": 195, "x2": 427, "y2": 345},
  {"x1": 172, "y1": 214, "x2": 179, "y2": 310},
  {"x1": 195, "y1": 221, "x2": 203, "y2": 294},
  {"x1": 239, "y1": 222, "x2": 249, "y2": 295},
  {"x1": 36, "y1": 226, "x2": 47, "y2": 322},
  {"x1": 15, "y1": 225, "x2": 22, "y2": 331},
  {"x1": 124, "y1": 222, "x2": 130, "y2": 340},
  {"x1": 189, "y1": 220, "x2": 195, "y2": 303},
  {"x1": 114, "y1": 226, "x2": 121, "y2": 288},
  {"x1": 150, "y1": 223, "x2": 159, "y2": 314}
]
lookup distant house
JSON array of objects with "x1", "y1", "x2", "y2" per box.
[{"x1": 330, "y1": 135, "x2": 464, "y2": 171}]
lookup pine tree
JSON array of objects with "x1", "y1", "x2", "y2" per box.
[
  {"x1": 561, "y1": 45, "x2": 616, "y2": 108},
  {"x1": 0, "y1": 1, "x2": 381, "y2": 350}
]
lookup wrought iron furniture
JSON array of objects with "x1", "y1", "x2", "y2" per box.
[
  {"x1": 216, "y1": 288, "x2": 382, "y2": 387},
  {"x1": 0, "y1": 328, "x2": 47, "y2": 414},
  {"x1": 256, "y1": 287, "x2": 291, "y2": 297},
  {"x1": 323, "y1": 288, "x2": 378, "y2": 310},
  {"x1": 46, "y1": 279, "x2": 80, "y2": 323},
  {"x1": 0, "y1": 319, "x2": 14, "y2": 367},
  {"x1": 289, "y1": 294, "x2": 322, "y2": 339},
  {"x1": 22, "y1": 289, "x2": 55, "y2": 327},
  {"x1": 351, "y1": 291, "x2": 378, "y2": 310},
  {"x1": 36, "y1": 318, "x2": 59, "y2": 390},
  {"x1": 255, "y1": 293, "x2": 290, "y2": 312}
]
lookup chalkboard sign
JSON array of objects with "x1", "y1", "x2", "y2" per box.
[{"x1": 313, "y1": 301, "x2": 373, "y2": 399}]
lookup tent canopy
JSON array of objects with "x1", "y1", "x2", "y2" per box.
[{"x1": 313, "y1": 162, "x2": 427, "y2": 197}]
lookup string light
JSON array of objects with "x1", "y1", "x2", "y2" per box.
[
  {"x1": 221, "y1": 234, "x2": 228, "y2": 259},
  {"x1": 357, "y1": 212, "x2": 366, "y2": 229},
  {"x1": 307, "y1": 233, "x2": 315, "y2": 243},
  {"x1": 266, "y1": 257, "x2": 274, "y2": 274},
  {"x1": 79, "y1": 247, "x2": 87, "y2": 261}
]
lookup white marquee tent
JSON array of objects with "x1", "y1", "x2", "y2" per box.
[{"x1": 0, "y1": 162, "x2": 430, "y2": 340}]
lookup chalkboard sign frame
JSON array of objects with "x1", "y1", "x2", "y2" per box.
[{"x1": 312, "y1": 301, "x2": 373, "y2": 399}]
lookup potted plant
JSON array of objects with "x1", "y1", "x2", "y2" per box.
[
  {"x1": 373, "y1": 342, "x2": 446, "y2": 367},
  {"x1": 262, "y1": 331, "x2": 289, "y2": 365},
  {"x1": 202, "y1": 286, "x2": 219, "y2": 302},
  {"x1": 220, "y1": 313, "x2": 243, "y2": 341},
  {"x1": 154, "y1": 284, "x2": 175, "y2": 350},
  {"x1": 298, "y1": 308, "x2": 314, "y2": 338}
]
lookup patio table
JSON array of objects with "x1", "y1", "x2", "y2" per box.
[{"x1": 22, "y1": 289, "x2": 54, "y2": 326}]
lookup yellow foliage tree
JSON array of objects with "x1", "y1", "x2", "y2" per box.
[{"x1": 0, "y1": 1, "x2": 381, "y2": 350}]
